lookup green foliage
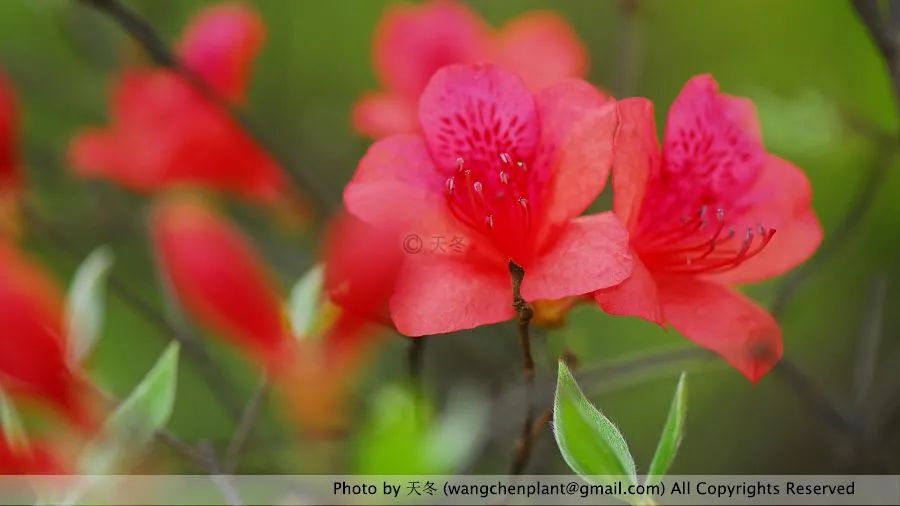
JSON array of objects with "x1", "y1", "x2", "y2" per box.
[
  {"x1": 646, "y1": 372, "x2": 687, "y2": 485},
  {"x1": 287, "y1": 263, "x2": 325, "y2": 340},
  {"x1": 80, "y1": 342, "x2": 180, "y2": 474},
  {"x1": 66, "y1": 246, "x2": 115, "y2": 364},
  {"x1": 554, "y1": 362, "x2": 689, "y2": 501},
  {"x1": 553, "y1": 361, "x2": 637, "y2": 485},
  {"x1": 0, "y1": 388, "x2": 27, "y2": 452},
  {"x1": 354, "y1": 385, "x2": 488, "y2": 475}
]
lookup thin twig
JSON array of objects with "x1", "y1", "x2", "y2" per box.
[
  {"x1": 852, "y1": 276, "x2": 887, "y2": 414},
  {"x1": 22, "y1": 201, "x2": 244, "y2": 420},
  {"x1": 76, "y1": 0, "x2": 334, "y2": 213},
  {"x1": 224, "y1": 374, "x2": 272, "y2": 473},
  {"x1": 407, "y1": 337, "x2": 426, "y2": 386},
  {"x1": 508, "y1": 261, "x2": 535, "y2": 475},
  {"x1": 200, "y1": 442, "x2": 245, "y2": 506}
]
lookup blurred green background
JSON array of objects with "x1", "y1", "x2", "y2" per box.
[{"x1": 0, "y1": 0, "x2": 898, "y2": 475}]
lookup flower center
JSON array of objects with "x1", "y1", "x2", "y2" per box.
[
  {"x1": 636, "y1": 205, "x2": 775, "y2": 274},
  {"x1": 445, "y1": 153, "x2": 534, "y2": 258}
]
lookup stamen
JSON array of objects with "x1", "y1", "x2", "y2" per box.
[
  {"x1": 638, "y1": 204, "x2": 776, "y2": 274},
  {"x1": 443, "y1": 152, "x2": 537, "y2": 257}
]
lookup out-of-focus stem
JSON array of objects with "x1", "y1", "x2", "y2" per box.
[{"x1": 224, "y1": 374, "x2": 272, "y2": 473}]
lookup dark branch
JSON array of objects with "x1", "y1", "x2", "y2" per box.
[{"x1": 508, "y1": 260, "x2": 536, "y2": 475}]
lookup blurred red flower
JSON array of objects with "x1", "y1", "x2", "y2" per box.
[
  {"x1": 595, "y1": 75, "x2": 823, "y2": 382},
  {"x1": 69, "y1": 3, "x2": 290, "y2": 204},
  {"x1": 0, "y1": 241, "x2": 95, "y2": 429},
  {"x1": 353, "y1": 0, "x2": 588, "y2": 138},
  {"x1": 0, "y1": 435, "x2": 64, "y2": 475},
  {"x1": 279, "y1": 212, "x2": 401, "y2": 436},
  {"x1": 0, "y1": 70, "x2": 21, "y2": 237},
  {"x1": 150, "y1": 197, "x2": 292, "y2": 371},
  {"x1": 345, "y1": 63, "x2": 632, "y2": 336},
  {"x1": 0, "y1": 71, "x2": 20, "y2": 196}
]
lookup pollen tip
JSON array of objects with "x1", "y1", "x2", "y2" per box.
[{"x1": 473, "y1": 181, "x2": 483, "y2": 193}]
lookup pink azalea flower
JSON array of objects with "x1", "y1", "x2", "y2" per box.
[
  {"x1": 596, "y1": 75, "x2": 823, "y2": 382},
  {"x1": 345, "y1": 63, "x2": 633, "y2": 336},
  {"x1": 353, "y1": 0, "x2": 588, "y2": 138}
]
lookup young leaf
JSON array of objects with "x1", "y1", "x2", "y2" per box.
[
  {"x1": 646, "y1": 372, "x2": 688, "y2": 485},
  {"x1": 66, "y1": 246, "x2": 114, "y2": 363},
  {"x1": 0, "y1": 388, "x2": 28, "y2": 452},
  {"x1": 287, "y1": 263, "x2": 324, "y2": 339},
  {"x1": 553, "y1": 360, "x2": 637, "y2": 485},
  {"x1": 79, "y1": 342, "x2": 180, "y2": 474}
]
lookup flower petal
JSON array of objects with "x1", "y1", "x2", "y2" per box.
[
  {"x1": 389, "y1": 252, "x2": 512, "y2": 336},
  {"x1": 177, "y1": 3, "x2": 265, "y2": 102},
  {"x1": 151, "y1": 197, "x2": 290, "y2": 369},
  {"x1": 492, "y1": 11, "x2": 588, "y2": 91},
  {"x1": 343, "y1": 134, "x2": 448, "y2": 228},
  {"x1": 324, "y1": 211, "x2": 404, "y2": 324},
  {"x1": 537, "y1": 83, "x2": 616, "y2": 227},
  {"x1": 419, "y1": 63, "x2": 539, "y2": 172},
  {"x1": 657, "y1": 277, "x2": 782, "y2": 382},
  {"x1": 352, "y1": 92, "x2": 419, "y2": 138},
  {"x1": 594, "y1": 255, "x2": 663, "y2": 325},
  {"x1": 522, "y1": 212, "x2": 632, "y2": 301},
  {"x1": 707, "y1": 155, "x2": 823, "y2": 285},
  {"x1": 611, "y1": 98, "x2": 658, "y2": 230},
  {"x1": 649, "y1": 74, "x2": 766, "y2": 220},
  {"x1": 373, "y1": 0, "x2": 488, "y2": 98}
]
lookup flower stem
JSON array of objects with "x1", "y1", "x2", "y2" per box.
[{"x1": 508, "y1": 260, "x2": 535, "y2": 475}]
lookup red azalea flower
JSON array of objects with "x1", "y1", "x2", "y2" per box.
[
  {"x1": 353, "y1": 0, "x2": 588, "y2": 138},
  {"x1": 595, "y1": 75, "x2": 823, "y2": 382},
  {"x1": 150, "y1": 197, "x2": 292, "y2": 371},
  {"x1": 69, "y1": 3, "x2": 289, "y2": 204},
  {"x1": 0, "y1": 241, "x2": 95, "y2": 428},
  {"x1": 344, "y1": 63, "x2": 633, "y2": 336}
]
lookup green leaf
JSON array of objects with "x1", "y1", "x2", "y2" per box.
[
  {"x1": 553, "y1": 360, "x2": 636, "y2": 485},
  {"x1": 66, "y1": 246, "x2": 114, "y2": 364},
  {"x1": 0, "y1": 388, "x2": 28, "y2": 452},
  {"x1": 422, "y1": 388, "x2": 488, "y2": 472},
  {"x1": 355, "y1": 385, "x2": 487, "y2": 475},
  {"x1": 646, "y1": 372, "x2": 688, "y2": 486},
  {"x1": 79, "y1": 342, "x2": 180, "y2": 474},
  {"x1": 287, "y1": 264, "x2": 324, "y2": 339}
]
